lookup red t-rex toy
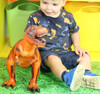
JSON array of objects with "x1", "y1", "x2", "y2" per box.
[{"x1": 2, "y1": 25, "x2": 48, "y2": 93}]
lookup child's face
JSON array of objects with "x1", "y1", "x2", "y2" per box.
[{"x1": 40, "y1": 0, "x2": 66, "y2": 18}]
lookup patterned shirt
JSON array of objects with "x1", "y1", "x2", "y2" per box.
[{"x1": 25, "y1": 9, "x2": 79, "y2": 52}]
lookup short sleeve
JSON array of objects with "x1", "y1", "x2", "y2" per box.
[{"x1": 69, "y1": 14, "x2": 79, "y2": 33}]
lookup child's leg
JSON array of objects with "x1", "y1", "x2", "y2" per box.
[
  {"x1": 44, "y1": 55, "x2": 67, "y2": 79},
  {"x1": 77, "y1": 54, "x2": 100, "y2": 89},
  {"x1": 77, "y1": 54, "x2": 91, "y2": 70},
  {"x1": 44, "y1": 55, "x2": 85, "y2": 91}
]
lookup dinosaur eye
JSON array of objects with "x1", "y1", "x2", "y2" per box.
[{"x1": 30, "y1": 26, "x2": 35, "y2": 31}]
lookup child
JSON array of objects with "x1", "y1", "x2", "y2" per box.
[{"x1": 25, "y1": 0, "x2": 100, "y2": 91}]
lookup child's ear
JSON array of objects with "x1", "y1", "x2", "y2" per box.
[{"x1": 62, "y1": 0, "x2": 66, "y2": 7}]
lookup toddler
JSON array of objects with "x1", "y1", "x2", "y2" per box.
[{"x1": 25, "y1": 0, "x2": 100, "y2": 91}]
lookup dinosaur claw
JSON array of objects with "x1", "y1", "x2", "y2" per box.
[
  {"x1": 27, "y1": 87, "x2": 29, "y2": 91},
  {"x1": 10, "y1": 84, "x2": 14, "y2": 88},
  {"x1": 2, "y1": 83, "x2": 8, "y2": 88},
  {"x1": 31, "y1": 88, "x2": 35, "y2": 93},
  {"x1": 6, "y1": 85, "x2": 8, "y2": 88},
  {"x1": 3, "y1": 84, "x2": 8, "y2": 88},
  {"x1": 36, "y1": 88, "x2": 40, "y2": 93},
  {"x1": 27, "y1": 87, "x2": 31, "y2": 91},
  {"x1": 27, "y1": 87, "x2": 40, "y2": 93},
  {"x1": 2, "y1": 83, "x2": 4, "y2": 87}
]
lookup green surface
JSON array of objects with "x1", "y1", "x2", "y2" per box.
[
  {"x1": 0, "y1": 58, "x2": 100, "y2": 94},
  {"x1": 6, "y1": 1, "x2": 40, "y2": 47}
]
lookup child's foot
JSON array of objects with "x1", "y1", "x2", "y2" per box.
[
  {"x1": 63, "y1": 65, "x2": 85, "y2": 91},
  {"x1": 81, "y1": 70, "x2": 100, "y2": 89}
]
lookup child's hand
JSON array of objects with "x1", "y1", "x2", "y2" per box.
[{"x1": 74, "y1": 46, "x2": 90, "y2": 57}]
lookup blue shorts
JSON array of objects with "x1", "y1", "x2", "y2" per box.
[{"x1": 40, "y1": 50, "x2": 79, "y2": 72}]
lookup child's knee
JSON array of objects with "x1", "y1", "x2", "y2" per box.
[
  {"x1": 44, "y1": 55, "x2": 61, "y2": 66},
  {"x1": 47, "y1": 55, "x2": 60, "y2": 61},
  {"x1": 47, "y1": 55, "x2": 55, "y2": 60},
  {"x1": 84, "y1": 54, "x2": 91, "y2": 62},
  {"x1": 78, "y1": 54, "x2": 91, "y2": 63}
]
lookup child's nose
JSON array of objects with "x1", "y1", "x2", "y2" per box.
[{"x1": 46, "y1": 4, "x2": 52, "y2": 10}]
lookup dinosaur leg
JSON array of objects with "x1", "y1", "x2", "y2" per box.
[
  {"x1": 28, "y1": 61, "x2": 41, "y2": 93},
  {"x1": 2, "y1": 56, "x2": 15, "y2": 88}
]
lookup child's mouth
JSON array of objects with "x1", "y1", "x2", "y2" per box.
[{"x1": 45, "y1": 11, "x2": 52, "y2": 15}]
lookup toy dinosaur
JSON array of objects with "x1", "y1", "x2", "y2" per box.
[{"x1": 2, "y1": 25, "x2": 48, "y2": 93}]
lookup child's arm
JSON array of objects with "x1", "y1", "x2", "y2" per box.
[{"x1": 71, "y1": 32, "x2": 90, "y2": 57}]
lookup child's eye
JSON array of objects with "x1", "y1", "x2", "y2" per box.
[
  {"x1": 53, "y1": 4, "x2": 57, "y2": 6},
  {"x1": 43, "y1": 2, "x2": 47, "y2": 4}
]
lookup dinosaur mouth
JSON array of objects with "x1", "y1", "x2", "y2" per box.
[
  {"x1": 27, "y1": 33, "x2": 46, "y2": 45},
  {"x1": 35, "y1": 35, "x2": 46, "y2": 45}
]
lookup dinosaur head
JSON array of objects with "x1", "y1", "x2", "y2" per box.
[{"x1": 24, "y1": 25, "x2": 48, "y2": 47}]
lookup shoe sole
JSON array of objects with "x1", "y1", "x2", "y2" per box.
[
  {"x1": 70, "y1": 65, "x2": 85, "y2": 91},
  {"x1": 81, "y1": 75, "x2": 100, "y2": 89}
]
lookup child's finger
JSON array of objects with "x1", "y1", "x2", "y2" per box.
[
  {"x1": 75, "y1": 49, "x2": 80, "y2": 55},
  {"x1": 85, "y1": 50, "x2": 90, "y2": 56},
  {"x1": 79, "y1": 51, "x2": 83, "y2": 57}
]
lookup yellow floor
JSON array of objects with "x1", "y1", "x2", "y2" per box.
[{"x1": 0, "y1": 39, "x2": 11, "y2": 57}]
